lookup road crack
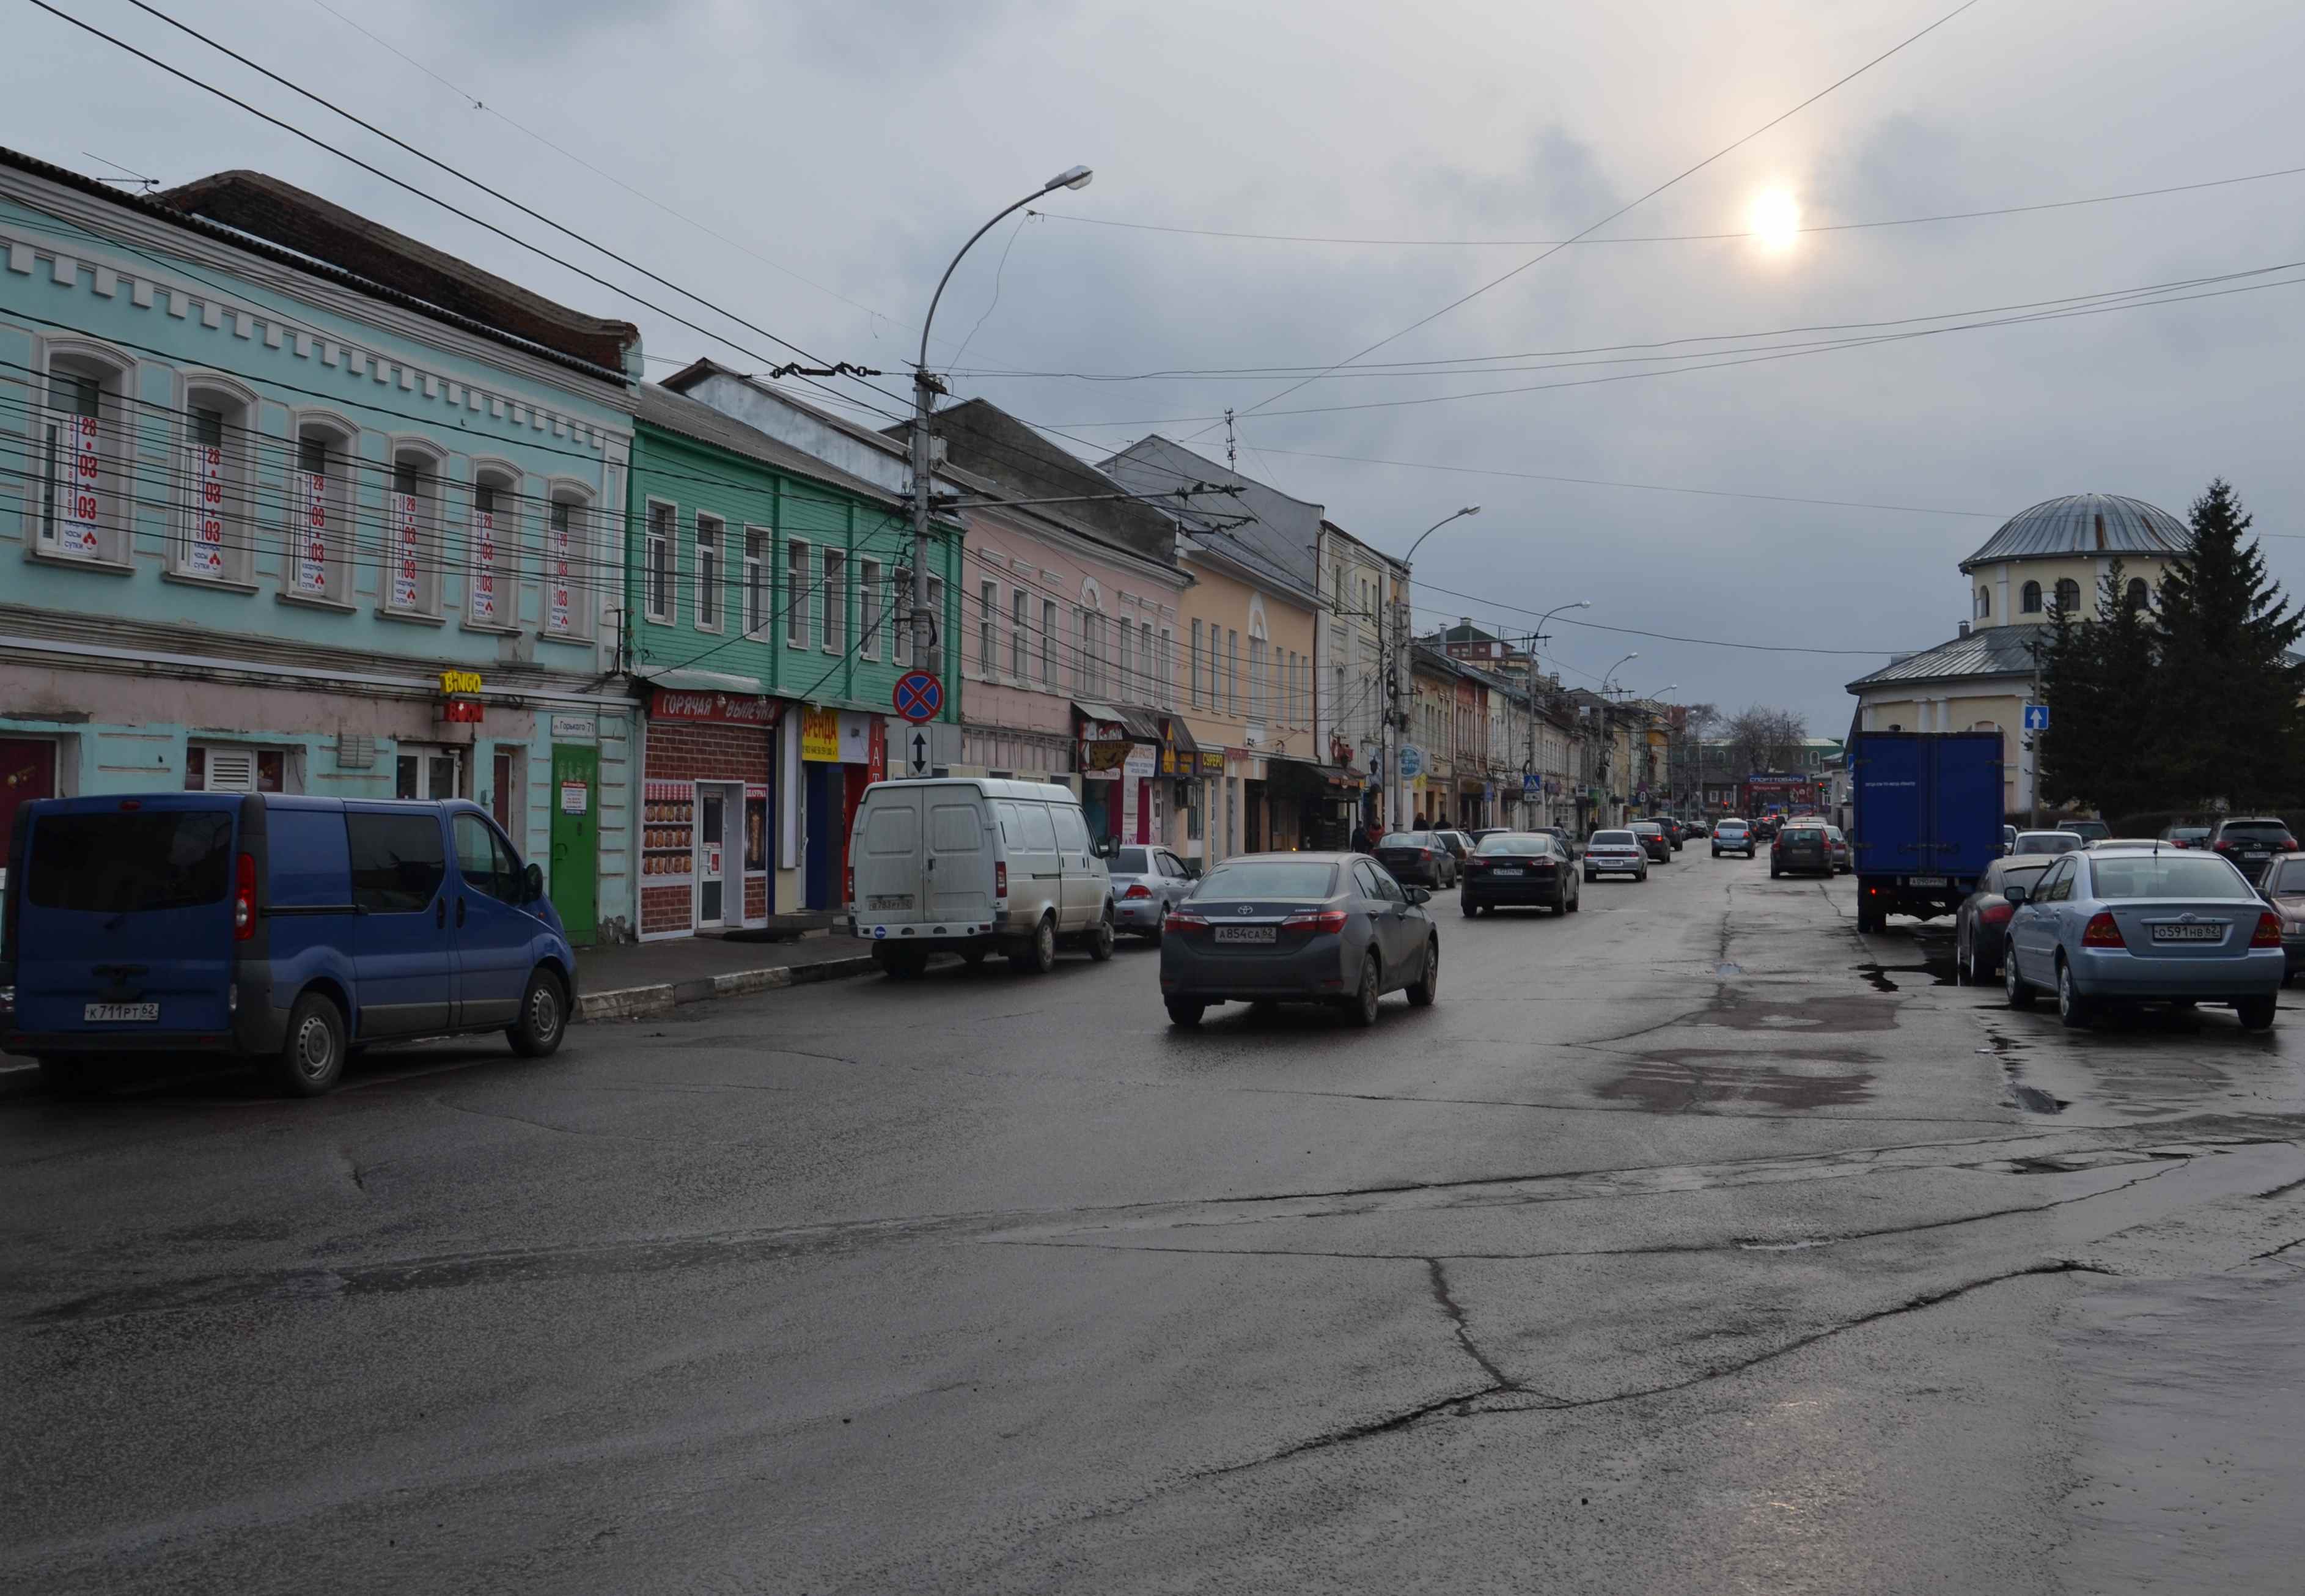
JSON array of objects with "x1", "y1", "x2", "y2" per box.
[{"x1": 1425, "y1": 1257, "x2": 1519, "y2": 1391}]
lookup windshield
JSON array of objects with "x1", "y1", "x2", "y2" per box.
[
  {"x1": 2089, "y1": 855, "x2": 2257, "y2": 900},
  {"x1": 2015, "y1": 834, "x2": 2083, "y2": 855},
  {"x1": 2066, "y1": 820, "x2": 2110, "y2": 840},
  {"x1": 1590, "y1": 830, "x2": 1635, "y2": 845},
  {"x1": 1476, "y1": 836, "x2": 1550, "y2": 856},
  {"x1": 1112, "y1": 848, "x2": 1150, "y2": 875},
  {"x1": 1193, "y1": 862, "x2": 1338, "y2": 899},
  {"x1": 1993, "y1": 861, "x2": 2051, "y2": 892},
  {"x1": 1377, "y1": 833, "x2": 1434, "y2": 848},
  {"x1": 26, "y1": 810, "x2": 235, "y2": 913}
]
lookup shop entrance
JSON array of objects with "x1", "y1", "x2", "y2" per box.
[
  {"x1": 549, "y1": 743, "x2": 598, "y2": 944},
  {"x1": 696, "y1": 782, "x2": 741, "y2": 929},
  {"x1": 1, "y1": 739, "x2": 57, "y2": 919},
  {"x1": 395, "y1": 746, "x2": 465, "y2": 800}
]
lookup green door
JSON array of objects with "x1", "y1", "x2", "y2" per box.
[{"x1": 549, "y1": 743, "x2": 599, "y2": 945}]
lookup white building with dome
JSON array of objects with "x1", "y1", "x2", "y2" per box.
[{"x1": 1846, "y1": 493, "x2": 2191, "y2": 817}]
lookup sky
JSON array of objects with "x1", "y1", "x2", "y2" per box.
[{"x1": 10, "y1": 0, "x2": 2304, "y2": 734}]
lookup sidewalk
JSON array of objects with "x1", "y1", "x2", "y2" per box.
[{"x1": 574, "y1": 928, "x2": 909, "y2": 1022}]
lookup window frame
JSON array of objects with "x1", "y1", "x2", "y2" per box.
[
  {"x1": 383, "y1": 437, "x2": 448, "y2": 617},
  {"x1": 785, "y1": 537, "x2": 812, "y2": 649},
  {"x1": 979, "y1": 578, "x2": 1000, "y2": 680},
  {"x1": 172, "y1": 369, "x2": 258, "y2": 586},
  {"x1": 284, "y1": 409, "x2": 359, "y2": 606},
  {"x1": 2053, "y1": 578, "x2": 2081, "y2": 614},
  {"x1": 858, "y1": 556, "x2": 883, "y2": 659},
  {"x1": 465, "y1": 458, "x2": 522, "y2": 630},
  {"x1": 2021, "y1": 579, "x2": 2043, "y2": 614},
  {"x1": 642, "y1": 498, "x2": 676, "y2": 624},
  {"x1": 694, "y1": 511, "x2": 724, "y2": 634},
  {"x1": 29, "y1": 336, "x2": 135, "y2": 567},
  {"x1": 743, "y1": 526, "x2": 768, "y2": 637},
  {"x1": 542, "y1": 480, "x2": 596, "y2": 641},
  {"x1": 823, "y1": 548, "x2": 849, "y2": 656}
]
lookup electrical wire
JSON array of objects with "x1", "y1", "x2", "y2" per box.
[{"x1": 1183, "y1": 0, "x2": 1987, "y2": 442}]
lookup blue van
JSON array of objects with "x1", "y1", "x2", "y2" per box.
[{"x1": 2, "y1": 794, "x2": 576, "y2": 1096}]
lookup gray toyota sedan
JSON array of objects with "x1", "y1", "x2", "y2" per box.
[{"x1": 1158, "y1": 852, "x2": 1438, "y2": 1029}]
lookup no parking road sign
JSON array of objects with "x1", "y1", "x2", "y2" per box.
[{"x1": 893, "y1": 671, "x2": 944, "y2": 724}]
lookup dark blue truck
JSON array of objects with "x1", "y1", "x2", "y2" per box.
[{"x1": 1848, "y1": 732, "x2": 2005, "y2": 935}]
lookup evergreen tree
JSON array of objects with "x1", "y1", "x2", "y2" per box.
[
  {"x1": 2151, "y1": 480, "x2": 2305, "y2": 808},
  {"x1": 2088, "y1": 559, "x2": 2163, "y2": 818},
  {"x1": 2032, "y1": 578, "x2": 2105, "y2": 810}
]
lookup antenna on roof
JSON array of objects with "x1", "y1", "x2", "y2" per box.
[
  {"x1": 81, "y1": 150, "x2": 157, "y2": 192},
  {"x1": 1224, "y1": 408, "x2": 1236, "y2": 471}
]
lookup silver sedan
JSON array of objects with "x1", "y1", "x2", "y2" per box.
[
  {"x1": 2002, "y1": 845, "x2": 2283, "y2": 1029},
  {"x1": 1106, "y1": 844, "x2": 1196, "y2": 942}
]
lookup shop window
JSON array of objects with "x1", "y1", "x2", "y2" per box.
[
  {"x1": 859, "y1": 558, "x2": 883, "y2": 658},
  {"x1": 545, "y1": 487, "x2": 592, "y2": 638},
  {"x1": 387, "y1": 448, "x2": 444, "y2": 615},
  {"x1": 696, "y1": 513, "x2": 723, "y2": 631},
  {"x1": 185, "y1": 745, "x2": 287, "y2": 793},
  {"x1": 644, "y1": 501, "x2": 674, "y2": 622},
  {"x1": 177, "y1": 377, "x2": 256, "y2": 583},
  {"x1": 395, "y1": 747, "x2": 465, "y2": 799},
  {"x1": 469, "y1": 473, "x2": 515, "y2": 627},
  {"x1": 823, "y1": 551, "x2": 848, "y2": 655},
  {"x1": 785, "y1": 539, "x2": 811, "y2": 648},
  {"x1": 287, "y1": 420, "x2": 355, "y2": 603}
]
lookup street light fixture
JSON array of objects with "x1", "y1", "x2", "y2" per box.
[
  {"x1": 908, "y1": 166, "x2": 1097, "y2": 676},
  {"x1": 1600, "y1": 652, "x2": 1639, "y2": 696},
  {"x1": 1383, "y1": 506, "x2": 1481, "y2": 829}
]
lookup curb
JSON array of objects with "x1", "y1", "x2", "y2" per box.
[{"x1": 575, "y1": 952, "x2": 882, "y2": 1023}]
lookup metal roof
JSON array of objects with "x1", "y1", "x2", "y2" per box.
[
  {"x1": 1845, "y1": 623, "x2": 2049, "y2": 691},
  {"x1": 634, "y1": 384, "x2": 904, "y2": 510},
  {"x1": 1960, "y1": 493, "x2": 2189, "y2": 570}
]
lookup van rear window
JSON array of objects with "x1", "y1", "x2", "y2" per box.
[{"x1": 26, "y1": 811, "x2": 233, "y2": 913}]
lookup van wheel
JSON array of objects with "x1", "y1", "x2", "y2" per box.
[
  {"x1": 507, "y1": 968, "x2": 568, "y2": 1058},
  {"x1": 876, "y1": 946, "x2": 928, "y2": 980},
  {"x1": 267, "y1": 991, "x2": 346, "y2": 1097},
  {"x1": 1087, "y1": 911, "x2": 1116, "y2": 962},
  {"x1": 1166, "y1": 998, "x2": 1205, "y2": 1028},
  {"x1": 1012, "y1": 915, "x2": 1057, "y2": 976}
]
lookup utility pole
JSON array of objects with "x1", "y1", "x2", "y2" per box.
[{"x1": 911, "y1": 166, "x2": 1094, "y2": 683}]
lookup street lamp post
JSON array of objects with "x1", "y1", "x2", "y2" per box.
[
  {"x1": 1386, "y1": 506, "x2": 1479, "y2": 830},
  {"x1": 910, "y1": 166, "x2": 1094, "y2": 680},
  {"x1": 1524, "y1": 600, "x2": 1591, "y2": 821},
  {"x1": 1592, "y1": 653, "x2": 1638, "y2": 826}
]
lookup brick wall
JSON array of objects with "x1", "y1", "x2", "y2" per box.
[{"x1": 641, "y1": 719, "x2": 771, "y2": 937}]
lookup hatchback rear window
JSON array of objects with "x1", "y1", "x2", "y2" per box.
[
  {"x1": 2221, "y1": 821, "x2": 2291, "y2": 839},
  {"x1": 1476, "y1": 836, "x2": 1550, "y2": 856},
  {"x1": 2090, "y1": 856, "x2": 2256, "y2": 900},
  {"x1": 1195, "y1": 862, "x2": 1337, "y2": 899},
  {"x1": 25, "y1": 810, "x2": 233, "y2": 913},
  {"x1": 1590, "y1": 831, "x2": 1635, "y2": 845},
  {"x1": 1378, "y1": 833, "x2": 1435, "y2": 848},
  {"x1": 1114, "y1": 848, "x2": 1150, "y2": 874},
  {"x1": 1783, "y1": 828, "x2": 1824, "y2": 842}
]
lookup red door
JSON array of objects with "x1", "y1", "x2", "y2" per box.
[{"x1": 1, "y1": 738, "x2": 57, "y2": 842}]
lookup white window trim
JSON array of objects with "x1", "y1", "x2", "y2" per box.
[
  {"x1": 30, "y1": 336, "x2": 138, "y2": 567},
  {"x1": 823, "y1": 548, "x2": 850, "y2": 656},
  {"x1": 383, "y1": 435, "x2": 449, "y2": 617},
  {"x1": 173, "y1": 368, "x2": 259, "y2": 585},
  {"x1": 1012, "y1": 588, "x2": 1030, "y2": 680},
  {"x1": 858, "y1": 557, "x2": 883, "y2": 660},
  {"x1": 465, "y1": 457, "x2": 523, "y2": 630},
  {"x1": 694, "y1": 512, "x2": 725, "y2": 634},
  {"x1": 1040, "y1": 598, "x2": 1057, "y2": 685},
  {"x1": 977, "y1": 579, "x2": 1000, "y2": 682},
  {"x1": 742, "y1": 524, "x2": 770, "y2": 638},
  {"x1": 543, "y1": 479, "x2": 597, "y2": 642},
  {"x1": 284, "y1": 408, "x2": 360, "y2": 606},
  {"x1": 785, "y1": 538, "x2": 812, "y2": 649},
  {"x1": 642, "y1": 497, "x2": 677, "y2": 624}
]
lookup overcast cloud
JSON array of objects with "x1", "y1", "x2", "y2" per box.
[{"x1": 11, "y1": 0, "x2": 2304, "y2": 730}]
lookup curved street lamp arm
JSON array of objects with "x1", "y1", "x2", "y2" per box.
[{"x1": 919, "y1": 189, "x2": 1045, "y2": 375}]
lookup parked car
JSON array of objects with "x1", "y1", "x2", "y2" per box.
[
  {"x1": 2207, "y1": 817, "x2": 2298, "y2": 884},
  {"x1": 1771, "y1": 822, "x2": 1833, "y2": 879},
  {"x1": 1461, "y1": 832, "x2": 1580, "y2": 918},
  {"x1": 1752, "y1": 816, "x2": 1782, "y2": 842},
  {"x1": 1583, "y1": 829, "x2": 1650, "y2": 882},
  {"x1": 1108, "y1": 844, "x2": 1197, "y2": 943},
  {"x1": 1824, "y1": 825, "x2": 1853, "y2": 874},
  {"x1": 1435, "y1": 830, "x2": 1476, "y2": 870},
  {"x1": 1375, "y1": 831, "x2": 1455, "y2": 888},
  {"x1": 3, "y1": 793, "x2": 573, "y2": 1097},
  {"x1": 1534, "y1": 825, "x2": 1583, "y2": 861},
  {"x1": 2085, "y1": 837, "x2": 2163, "y2": 851},
  {"x1": 1642, "y1": 817, "x2": 1686, "y2": 851},
  {"x1": 850, "y1": 778, "x2": 1116, "y2": 978},
  {"x1": 1711, "y1": 818, "x2": 1757, "y2": 859},
  {"x1": 2010, "y1": 830, "x2": 2086, "y2": 858},
  {"x1": 2003, "y1": 845, "x2": 2282, "y2": 1029},
  {"x1": 1466, "y1": 828, "x2": 1515, "y2": 847},
  {"x1": 1159, "y1": 853, "x2": 1438, "y2": 1028},
  {"x1": 1630, "y1": 822, "x2": 1673, "y2": 863},
  {"x1": 2257, "y1": 855, "x2": 2305, "y2": 980},
  {"x1": 2003, "y1": 823, "x2": 2019, "y2": 855},
  {"x1": 2065, "y1": 819, "x2": 2112, "y2": 844},
  {"x1": 1953, "y1": 854, "x2": 2057, "y2": 982},
  {"x1": 2161, "y1": 824, "x2": 2212, "y2": 850},
  {"x1": 1682, "y1": 819, "x2": 1710, "y2": 839}
]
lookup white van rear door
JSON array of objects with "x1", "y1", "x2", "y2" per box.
[
  {"x1": 854, "y1": 792, "x2": 924, "y2": 924},
  {"x1": 926, "y1": 798, "x2": 996, "y2": 925}
]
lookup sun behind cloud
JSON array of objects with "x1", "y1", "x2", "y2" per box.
[{"x1": 1748, "y1": 188, "x2": 1801, "y2": 251}]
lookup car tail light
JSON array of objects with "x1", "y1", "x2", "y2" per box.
[
  {"x1": 1164, "y1": 908, "x2": 1207, "y2": 934},
  {"x1": 2284, "y1": 839, "x2": 2298, "y2": 852},
  {"x1": 1419, "y1": 847, "x2": 1433, "y2": 859},
  {"x1": 1980, "y1": 903, "x2": 2013, "y2": 926},
  {"x1": 1282, "y1": 908, "x2": 1350, "y2": 933},
  {"x1": 2081, "y1": 911, "x2": 2125, "y2": 948},
  {"x1": 232, "y1": 851, "x2": 257, "y2": 941},
  {"x1": 2252, "y1": 912, "x2": 2284, "y2": 948},
  {"x1": 2216, "y1": 839, "x2": 2235, "y2": 853},
  {"x1": 995, "y1": 861, "x2": 1007, "y2": 899},
  {"x1": 1123, "y1": 883, "x2": 1152, "y2": 899}
]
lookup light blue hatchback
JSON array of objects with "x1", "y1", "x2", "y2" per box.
[{"x1": 2002, "y1": 845, "x2": 2282, "y2": 1029}]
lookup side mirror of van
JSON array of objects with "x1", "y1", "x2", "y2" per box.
[
  {"x1": 523, "y1": 861, "x2": 546, "y2": 904},
  {"x1": 1092, "y1": 836, "x2": 1119, "y2": 860}
]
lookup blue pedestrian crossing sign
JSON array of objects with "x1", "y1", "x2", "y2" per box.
[
  {"x1": 2023, "y1": 703, "x2": 2050, "y2": 732},
  {"x1": 893, "y1": 671, "x2": 944, "y2": 724}
]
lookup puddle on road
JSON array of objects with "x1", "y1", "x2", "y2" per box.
[
  {"x1": 1704, "y1": 994, "x2": 1900, "y2": 1034},
  {"x1": 1597, "y1": 1047, "x2": 1876, "y2": 1112},
  {"x1": 1979, "y1": 1023, "x2": 2069, "y2": 1114}
]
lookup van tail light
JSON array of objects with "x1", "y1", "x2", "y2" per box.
[
  {"x1": 2252, "y1": 912, "x2": 2284, "y2": 948},
  {"x1": 2081, "y1": 911, "x2": 2125, "y2": 949},
  {"x1": 1980, "y1": 903, "x2": 2014, "y2": 927},
  {"x1": 995, "y1": 861, "x2": 1008, "y2": 899},
  {"x1": 1163, "y1": 908, "x2": 1207, "y2": 934},
  {"x1": 1282, "y1": 908, "x2": 1351, "y2": 933},
  {"x1": 1123, "y1": 883, "x2": 1152, "y2": 899},
  {"x1": 845, "y1": 864, "x2": 855, "y2": 906},
  {"x1": 232, "y1": 851, "x2": 257, "y2": 941}
]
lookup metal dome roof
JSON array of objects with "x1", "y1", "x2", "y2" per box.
[{"x1": 1960, "y1": 493, "x2": 2189, "y2": 571}]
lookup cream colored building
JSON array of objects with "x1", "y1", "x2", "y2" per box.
[{"x1": 1847, "y1": 493, "x2": 2189, "y2": 816}]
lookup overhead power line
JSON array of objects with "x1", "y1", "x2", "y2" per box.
[
  {"x1": 1031, "y1": 160, "x2": 2305, "y2": 249},
  {"x1": 1183, "y1": 0, "x2": 1987, "y2": 442}
]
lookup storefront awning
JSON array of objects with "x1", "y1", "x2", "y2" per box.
[
  {"x1": 642, "y1": 667, "x2": 768, "y2": 697},
  {"x1": 1072, "y1": 702, "x2": 1165, "y2": 743}
]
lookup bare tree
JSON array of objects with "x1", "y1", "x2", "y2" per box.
[{"x1": 1723, "y1": 705, "x2": 1808, "y2": 774}]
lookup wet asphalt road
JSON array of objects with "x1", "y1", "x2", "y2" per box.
[{"x1": 7, "y1": 851, "x2": 2305, "y2": 1593}]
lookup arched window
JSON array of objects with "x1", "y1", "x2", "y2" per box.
[
  {"x1": 33, "y1": 340, "x2": 134, "y2": 565},
  {"x1": 2054, "y1": 578, "x2": 2081, "y2": 614},
  {"x1": 2021, "y1": 580, "x2": 2043, "y2": 614},
  {"x1": 543, "y1": 482, "x2": 595, "y2": 640},
  {"x1": 386, "y1": 440, "x2": 447, "y2": 616},
  {"x1": 177, "y1": 372, "x2": 258, "y2": 584},
  {"x1": 468, "y1": 462, "x2": 520, "y2": 628},
  {"x1": 2126, "y1": 577, "x2": 2149, "y2": 610},
  {"x1": 1974, "y1": 586, "x2": 1990, "y2": 620},
  {"x1": 287, "y1": 411, "x2": 357, "y2": 605}
]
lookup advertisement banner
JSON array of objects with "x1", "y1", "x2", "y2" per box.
[
  {"x1": 295, "y1": 471, "x2": 328, "y2": 594},
  {"x1": 471, "y1": 507, "x2": 498, "y2": 623},
  {"x1": 59, "y1": 413, "x2": 101, "y2": 557},
  {"x1": 392, "y1": 491, "x2": 420, "y2": 609},
  {"x1": 187, "y1": 442, "x2": 225, "y2": 576},
  {"x1": 547, "y1": 507, "x2": 573, "y2": 634},
  {"x1": 651, "y1": 688, "x2": 773, "y2": 727},
  {"x1": 801, "y1": 706, "x2": 841, "y2": 762}
]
